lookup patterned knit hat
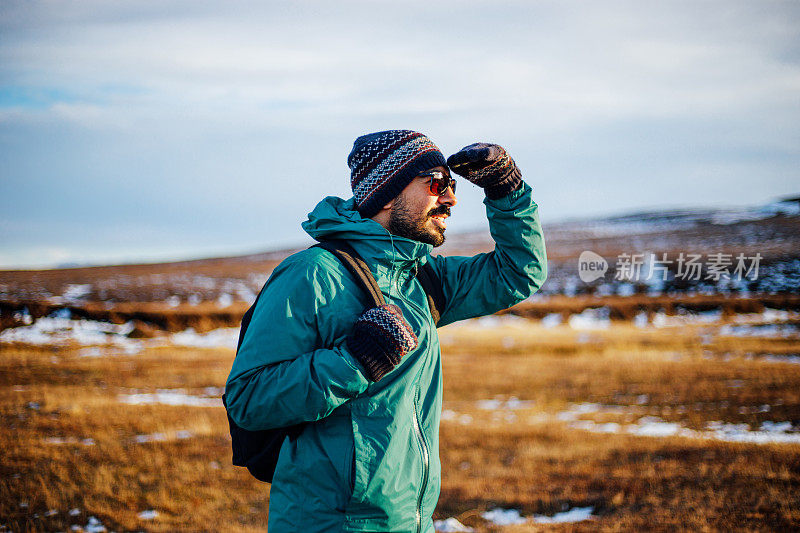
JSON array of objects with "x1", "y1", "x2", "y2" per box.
[{"x1": 348, "y1": 130, "x2": 447, "y2": 218}]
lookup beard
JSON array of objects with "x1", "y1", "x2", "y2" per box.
[{"x1": 387, "y1": 195, "x2": 450, "y2": 247}]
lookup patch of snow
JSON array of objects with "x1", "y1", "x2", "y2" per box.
[
  {"x1": 570, "y1": 420, "x2": 621, "y2": 433},
  {"x1": 216, "y1": 293, "x2": 233, "y2": 307},
  {"x1": 134, "y1": 433, "x2": 167, "y2": 444},
  {"x1": 710, "y1": 209, "x2": 774, "y2": 225},
  {"x1": 131, "y1": 430, "x2": 196, "y2": 444},
  {"x1": 470, "y1": 314, "x2": 528, "y2": 328},
  {"x1": 137, "y1": 510, "x2": 158, "y2": 520},
  {"x1": 62, "y1": 284, "x2": 92, "y2": 301},
  {"x1": 719, "y1": 323, "x2": 799, "y2": 338},
  {"x1": 556, "y1": 403, "x2": 602, "y2": 421},
  {"x1": 732, "y1": 309, "x2": 798, "y2": 324},
  {"x1": 652, "y1": 310, "x2": 723, "y2": 328},
  {"x1": 69, "y1": 508, "x2": 81, "y2": 516},
  {"x1": 477, "y1": 397, "x2": 534, "y2": 411},
  {"x1": 625, "y1": 417, "x2": 684, "y2": 438},
  {"x1": 118, "y1": 389, "x2": 222, "y2": 408},
  {"x1": 617, "y1": 283, "x2": 635, "y2": 297},
  {"x1": 45, "y1": 437, "x2": 96, "y2": 446},
  {"x1": 568, "y1": 308, "x2": 610, "y2": 330},
  {"x1": 441, "y1": 409, "x2": 473, "y2": 425},
  {"x1": 558, "y1": 403, "x2": 800, "y2": 445},
  {"x1": 541, "y1": 313, "x2": 562, "y2": 328},
  {"x1": 532, "y1": 506, "x2": 595, "y2": 524},
  {"x1": 706, "y1": 421, "x2": 800, "y2": 444},
  {"x1": 481, "y1": 508, "x2": 527, "y2": 526},
  {"x1": 761, "y1": 354, "x2": 800, "y2": 365},
  {"x1": 762, "y1": 200, "x2": 800, "y2": 216},
  {"x1": 434, "y1": 517, "x2": 474, "y2": 532},
  {"x1": 0, "y1": 316, "x2": 142, "y2": 353},
  {"x1": 84, "y1": 516, "x2": 106, "y2": 533},
  {"x1": 168, "y1": 327, "x2": 240, "y2": 349}
]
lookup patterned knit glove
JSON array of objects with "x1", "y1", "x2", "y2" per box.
[
  {"x1": 346, "y1": 304, "x2": 418, "y2": 382},
  {"x1": 446, "y1": 142, "x2": 522, "y2": 200}
]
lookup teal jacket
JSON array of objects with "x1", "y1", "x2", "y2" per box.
[{"x1": 225, "y1": 183, "x2": 547, "y2": 532}]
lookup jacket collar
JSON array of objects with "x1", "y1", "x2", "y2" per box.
[{"x1": 302, "y1": 196, "x2": 432, "y2": 268}]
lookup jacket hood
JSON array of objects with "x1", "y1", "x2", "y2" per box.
[{"x1": 302, "y1": 196, "x2": 433, "y2": 266}]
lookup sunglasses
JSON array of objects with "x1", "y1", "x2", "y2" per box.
[{"x1": 418, "y1": 170, "x2": 457, "y2": 196}]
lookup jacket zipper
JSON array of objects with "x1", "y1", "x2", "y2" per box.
[
  {"x1": 412, "y1": 396, "x2": 429, "y2": 533},
  {"x1": 393, "y1": 263, "x2": 433, "y2": 533}
]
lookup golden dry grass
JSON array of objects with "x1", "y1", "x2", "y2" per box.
[{"x1": 2, "y1": 319, "x2": 800, "y2": 532}]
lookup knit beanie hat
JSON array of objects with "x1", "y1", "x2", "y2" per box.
[{"x1": 348, "y1": 130, "x2": 447, "y2": 218}]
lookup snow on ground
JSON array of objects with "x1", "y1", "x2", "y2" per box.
[
  {"x1": 732, "y1": 309, "x2": 799, "y2": 324},
  {"x1": 442, "y1": 400, "x2": 800, "y2": 445},
  {"x1": 567, "y1": 307, "x2": 610, "y2": 330},
  {"x1": 44, "y1": 430, "x2": 195, "y2": 446},
  {"x1": 45, "y1": 437, "x2": 96, "y2": 446},
  {"x1": 477, "y1": 397, "x2": 534, "y2": 411},
  {"x1": 718, "y1": 323, "x2": 800, "y2": 338},
  {"x1": 468, "y1": 314, "x2": 529, "y2": 328},
  {"x1": 0, "y1": 316, "x2": 143, "y2": 353},
  {"x1": 118, "y1": 389, "x2": 222, "y2": 408},
  {"x1": 480, "y1": 506, "x2": 596, "y2": 526},
  {"x1": 2, "y1": 307, "x2": 796, "y2": 354},
  {"x1": 761, "y1": 354, "x2": 800, "y2": 365},
  {"x1": 481, "y1": 508, "x2": 527, "y2": 525},
  {"x1": 557, "y1": 403, "x2": 800, "y2": 445},
  {"x1": 74, "y1": 516, "x2": 106, "y2": 532},
  {"x1": 0, "y1": 313, "x2": 240, "y2": 352},
  {"x1": 541, "y1": 312, "x2": 562, "y2": 328},
  {"x1": 533, "y1": 506, "x2": 596, "y2": 524},
  {"x1": 132, "y1": 430, "x2": 194, "y2": 444},
  {"x1": 168, "y1": 327, "x2": 239, "y2": 349},
  {"x1": 441, "y1": 409, "x2": 473, "y2": 425},
  {"x1": 434, "y1": 517, "x2": 474, "y2": 532},
  {"x1": 137, "y1": 510, "x2": 158, "y2": 520},
  {"x1": 651, "y1": 310, "x2": 723, "y2": 328}
]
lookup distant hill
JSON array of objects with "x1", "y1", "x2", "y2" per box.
[{"x1": 1, "y1": 200, "x2": 798, "y2": 309}]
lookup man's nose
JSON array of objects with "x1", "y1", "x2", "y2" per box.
[{"x1": 438, "y1": 187, "x2": 457, "y2": 207}]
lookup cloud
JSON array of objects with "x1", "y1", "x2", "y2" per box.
[{"x1": 1, "y1": 0, "x2": 799, "y2": 267}]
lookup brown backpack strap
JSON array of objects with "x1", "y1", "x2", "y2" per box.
[
  {"x1": 313, "y1": 240, "x2": 386, "y2": 308},
  {"x1": 314, "y1": 240, "x2": 445, "y2": 326}
]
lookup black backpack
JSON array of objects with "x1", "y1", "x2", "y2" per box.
[{"x1": 222, "y1": 239, "x2": 446, "y2": 482}]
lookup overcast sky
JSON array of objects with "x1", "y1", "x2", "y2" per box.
[{"x1": 1, "y1": 0, "x2": 798, "y2": 268}]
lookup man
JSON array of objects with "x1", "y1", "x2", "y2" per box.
[{"x1": 225, "y1": 130, "x2": 547, "y2": 532}]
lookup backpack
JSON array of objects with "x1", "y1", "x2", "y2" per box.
[{"x1": 222, "y1": 239, "x2": 446, "y2": 482}]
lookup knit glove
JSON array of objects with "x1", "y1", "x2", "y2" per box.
[
  {"x1": 446, "y1": 142, "x2": 522, "y2": 200},
  {"x1": 346, "y1": 304, "x2": 418, "y2": 382}
]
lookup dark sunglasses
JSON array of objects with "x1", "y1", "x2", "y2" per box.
[{"x1": 418, "y1": 170, "x2": 457, "y2": 196}]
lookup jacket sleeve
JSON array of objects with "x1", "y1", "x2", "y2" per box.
[
  {"x1": 430, "y1": 181, "x2": 547, "y2": 327},
  {"x1": 224, "y1": 256, "x2": 370, "y2": 431}
]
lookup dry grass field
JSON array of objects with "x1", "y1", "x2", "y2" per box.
[{"x1": 2, "y1": 314, "x2": 799, "y2": 532}]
